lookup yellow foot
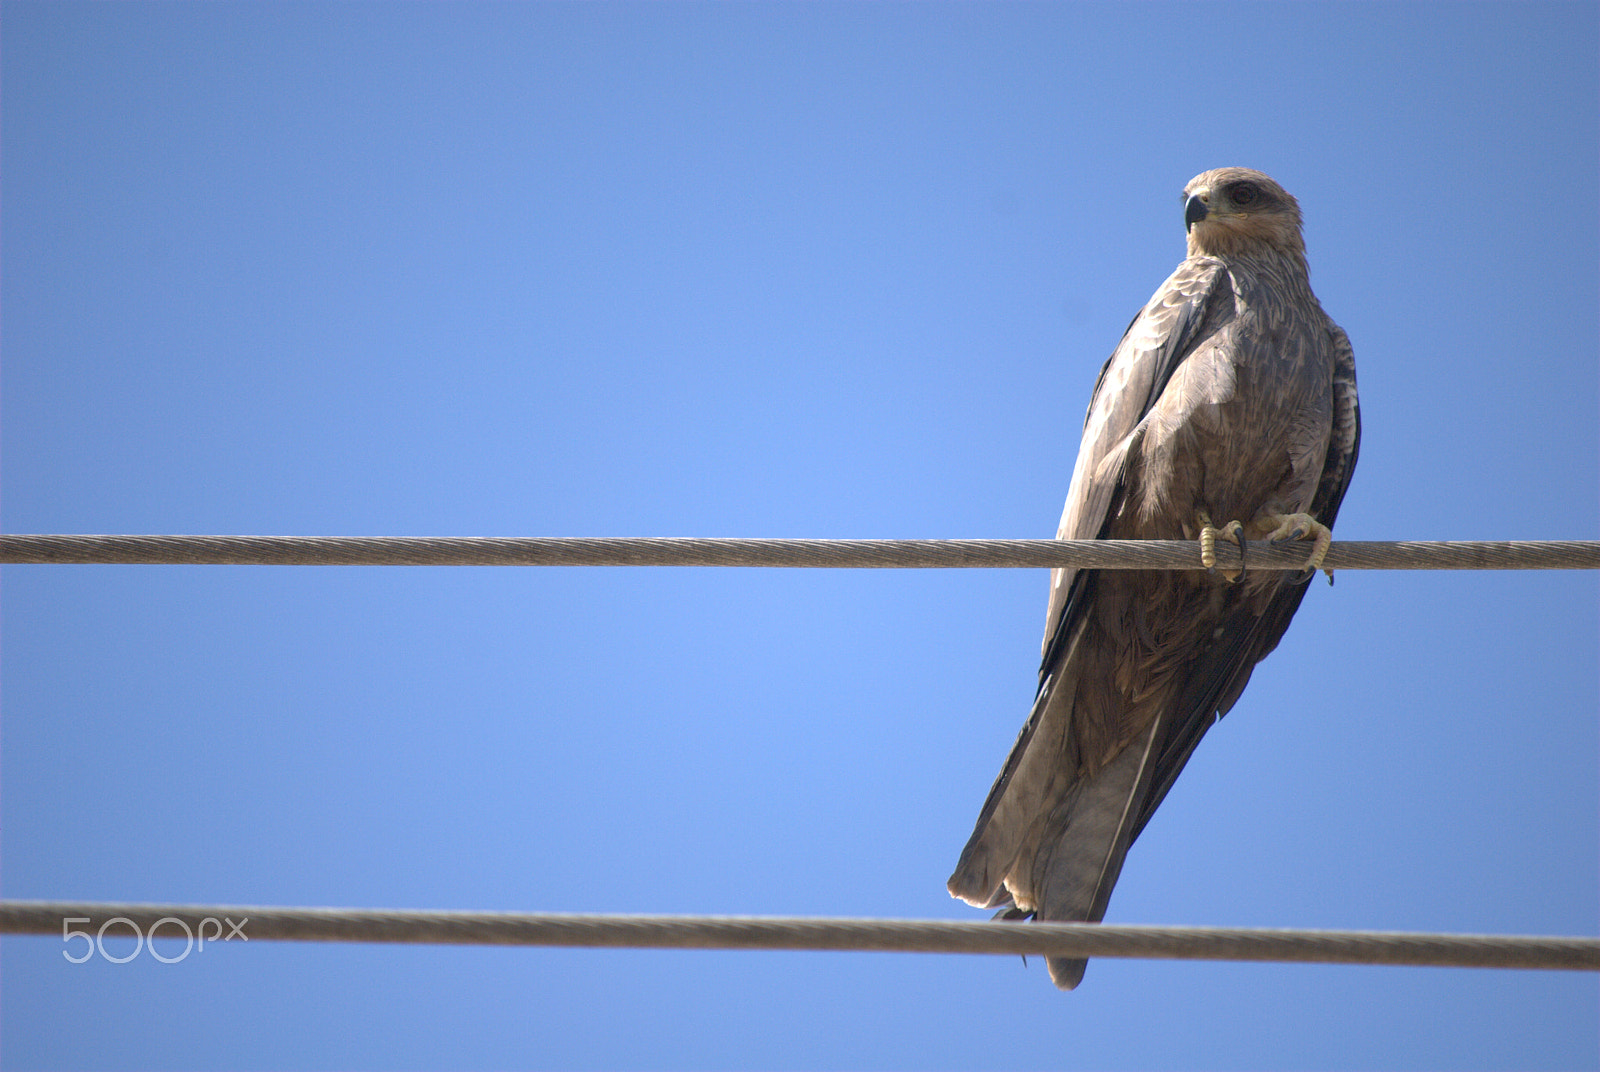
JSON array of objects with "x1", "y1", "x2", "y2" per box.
[
  {"x1": 1262, "y1": 512, "x2": 1334, "y2": 582},
  {"x1": 1197, "y1": 511, "x2": 1245, "y2": 579}
]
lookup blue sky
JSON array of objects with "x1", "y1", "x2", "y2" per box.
[{"x1": 3, "y1": 2, "x2": 1596, "y2": 1069}]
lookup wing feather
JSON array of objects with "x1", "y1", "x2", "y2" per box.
[
  {"x1": 1041, "y1": 258, "x2": 1230, "y2": 662},
  {"x1": 947, "y1": 258, "x2": 1229, "y2": 909}
]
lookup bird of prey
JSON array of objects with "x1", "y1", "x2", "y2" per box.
[{"x1": 947, "y1": 167, "x2": 1360, "y2": 990}]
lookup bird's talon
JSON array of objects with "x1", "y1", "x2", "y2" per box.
[
  {"x1": 1261, "y1": 512, "x2": 1332, "y2": 573},
  {"x1": 1196, "y1": 512, "x2": 1244, "y2": 579}
]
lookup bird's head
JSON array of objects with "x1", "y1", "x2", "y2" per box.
[{"x1": 1182, "y1": 167, "x2": 1304, "y2": 259}]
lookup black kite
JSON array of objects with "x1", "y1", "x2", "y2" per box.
[{"x1": 947, "y1": 168, "x2": 1361, "y2": 989}]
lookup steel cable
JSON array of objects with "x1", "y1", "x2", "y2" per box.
[
  {"x1": 2, "y1": 534, "x2": 1596, "y2": 570},
  {"x1": 3, "y1": 902, "x2": 1595, "y2": 971}
]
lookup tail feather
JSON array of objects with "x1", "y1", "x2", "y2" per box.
[
  {"x1": 947, "y1": 674, "x2": 1075, "y2": 909},
  {"x1": 948, "y1": 615, "x2": 1095, "y2": 909},
  {"x1": 1033, "y1": 715, "x2": 1162, "y2": 989},
  {"x1": 948, "y1": 614, "x2": 1163, "y2": 989}
]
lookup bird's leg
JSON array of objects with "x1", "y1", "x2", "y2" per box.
[
  {"x1": 1196, "y1": 510, "x2": 1245, "y2": 581},
  {"x1": 1261, "y1": 512, "x2": 1334, "y2": 584}
]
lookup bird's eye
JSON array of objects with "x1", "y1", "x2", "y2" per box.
[{"x1": 1230, "y1": 182, "x2": 1260, "y2": 206}]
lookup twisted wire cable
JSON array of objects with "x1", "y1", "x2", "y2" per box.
[
  {"x1": 2, "y1": 534, "x2": 1596, "y2": 570},
  {"x1": 4, "y1": 902, "x2": 1595, "y2": 970}
]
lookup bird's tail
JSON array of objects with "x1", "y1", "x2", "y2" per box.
[
  {"x1": 948, "y1": 688, "x2": 1162, "y2": 990},
  {"x1": 1028, "y1": 716, "x2": 1161, "y2": 988}
]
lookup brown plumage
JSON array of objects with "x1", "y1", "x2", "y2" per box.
[{"x1": 947, "y1": 168, "x2": 1360, "y2": 989}]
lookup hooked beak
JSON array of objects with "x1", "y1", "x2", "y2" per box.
[{"x1": 1184, "y1": 193, "x2": 1209, "y2": 232}]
